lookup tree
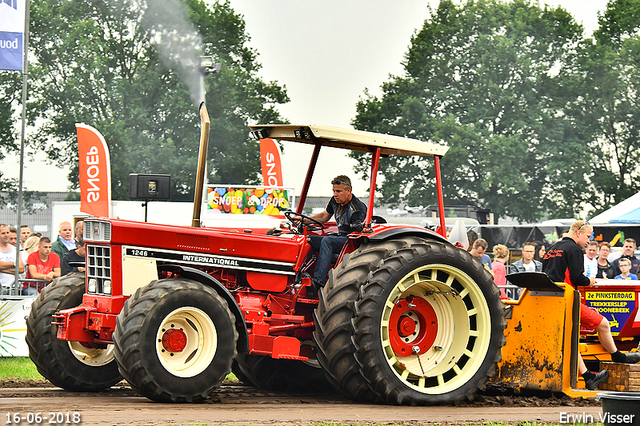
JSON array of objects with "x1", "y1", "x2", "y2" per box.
[
  {"x1": 352, "y1": 0, "x2": 587, "y2": 223},
  {"x1": 22, "y1": 0, "x2": 288, "y2": 200},
  {"x1": 568, "y1": 0, "x2": 640, "y2": 211},
  {"x1": 0, "y1": 72, "x2": 45, "y2": 213}
]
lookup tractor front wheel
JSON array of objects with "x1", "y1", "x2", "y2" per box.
[
  {"x1": 26, "y1": 273, "x2": 122, "y2": 391},
  {"x1": 113, "y1": 278, "x2": 237, "y2": 402}
]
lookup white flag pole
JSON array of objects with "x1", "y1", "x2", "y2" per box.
[{"x1": 13, "y1": 0, "x2": 30, "y2": 294}]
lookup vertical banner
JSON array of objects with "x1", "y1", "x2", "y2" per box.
[
  {"x1": 259, "y1": 138, "x2": 283, "y2": 187},
  {"x1": 76, "y1": 124, "x2": 112, "y2": 218},
  {"x1": 0, "y1": 0, "x2": 25, "y2": 71}
]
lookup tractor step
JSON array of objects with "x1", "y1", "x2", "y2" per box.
[{"x1": 598, "y1": 361, "x2": 640, "y2": 392}]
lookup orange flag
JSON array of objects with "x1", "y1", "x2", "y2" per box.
[
  {"x1": 259, "y1": 138, "x2": 283, "y2": 187},
  {"x1": 76, "y1": 124, "x2": 112, "y2": 218}
]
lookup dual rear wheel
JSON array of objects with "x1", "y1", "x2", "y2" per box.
[{"x1": 314, "y1": 238, "x2": 506, "y2": 405}]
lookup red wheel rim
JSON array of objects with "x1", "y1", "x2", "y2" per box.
[{"x1": 389, "y1": 296, "x2": 438, "y2": 356}]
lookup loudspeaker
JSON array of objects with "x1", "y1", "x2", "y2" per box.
[{"x1": 129, "y1": 174, "x2": 171, "y2": 200}]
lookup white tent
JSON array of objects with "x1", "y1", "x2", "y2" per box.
[{"x1": 589, "y1": 192, "x2": 640, "y2": 224}]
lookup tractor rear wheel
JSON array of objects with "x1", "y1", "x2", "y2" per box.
[
  {"x1": 313, "y1": 237, "x2": 426, "y2": 402},
  {"x1": 354, "y1": 240, "x2": 506, "y2": 405},
  {"x1": 26, "y1": 273, "x2": 122, "y2": 391},
  {"x1": 113, "y1": 278, "x2": 237, "y2": 402}
]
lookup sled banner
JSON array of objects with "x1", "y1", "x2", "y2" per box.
[
  {"x1": 0, "y1": 0, "x2": 26, "y2": 71},
  {"x1": 259, "y1": 138, "x2": 283, "y2": 187},
  {"x1": 0, "y1": 297, "x2": 36, "y2": 357},
  {"x1": 76, "y1": 124, "x2": 112, "y2": 218}
]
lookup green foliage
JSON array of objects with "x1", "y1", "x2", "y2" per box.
[
  {"x1": 353, "y1": 0, "x2": 587, "y2": 223},
  {"x1": 19, "y1": 0, "x2": 288, "y2": 200},
  {"x1": 568, "y1": 0, "x2": 640, "y2": 213}
]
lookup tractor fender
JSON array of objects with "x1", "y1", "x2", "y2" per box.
[
  {"x1": 159, "y1": 265, "x2": 249, "y2": 353},
  {"x1": 364, "y1": 225, "x2": 450, "y2": 245}
]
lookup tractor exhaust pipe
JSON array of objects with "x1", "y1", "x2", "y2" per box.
[{"x1": 191, "y1": 102, "x2": 210, "y2": 227}]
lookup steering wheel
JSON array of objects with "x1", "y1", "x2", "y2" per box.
[{"x1": 284, "y1": 211, "x2": 324, "y2": 233}]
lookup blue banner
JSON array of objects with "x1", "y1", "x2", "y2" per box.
[
  {"x1": 0, "y1": 32, "x2": 23, "y2": 70},
  {"x1": 0, "y1": 0, "x2": 25, "y2": 71}
]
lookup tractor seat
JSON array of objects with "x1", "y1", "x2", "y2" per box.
[{"x1": 371, "y1": 215, "x2": 387, "y2": 224}]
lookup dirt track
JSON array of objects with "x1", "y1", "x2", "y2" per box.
[{"x1": 2, "y1": 380, "x2": 603, "y2": 425}]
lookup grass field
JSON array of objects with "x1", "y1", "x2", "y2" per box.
[{"x1": 0, "y1": 356, "x2": 43, "y2": 380}]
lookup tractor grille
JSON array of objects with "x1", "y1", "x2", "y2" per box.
[{"x1": 86, "y1": 245, "x2": 111, "y2": 294}]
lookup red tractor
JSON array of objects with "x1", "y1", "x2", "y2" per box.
[{"x1": 26, "y1": 113, "x2": 506, "y2": 404}]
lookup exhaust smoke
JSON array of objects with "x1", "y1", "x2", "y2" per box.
[{"x1": 144, "y1": 0, "x2": 208, "y2": 106}]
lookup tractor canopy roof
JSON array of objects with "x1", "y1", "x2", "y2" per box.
[{"x1": 249, "y1": 125, "x2": 449, "y2": 157}]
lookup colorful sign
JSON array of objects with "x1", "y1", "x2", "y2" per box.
[
  {"x1": 259, "y1": 138, "x2": 283, "y2": 187},
  {"x1": 0, "y1": 297, "x2": 36, "y2": 357},
  {"x1": 0, "y1": 0, "x2": 25, "y2": 71},
  {"x1": 206, "y1": 186, "x2": 293, "y2": 216},
  {"x1": 76, "y1": 124, "x2": 112, "y2": 218},
  {"x1": 584, "y1": 291, "x2": 636, "y2": 336}
]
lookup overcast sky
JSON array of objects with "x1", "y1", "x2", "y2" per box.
[{"x1": 9, "y1": 0, "x2": 606, "y2": 196}]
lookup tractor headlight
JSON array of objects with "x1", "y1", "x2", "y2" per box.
[
  {"x1": 103, "y1": 280, "x2": 112, "y2": 295},
  {"x1": 87, "y1": 278, "x2": 97, "y2": 293}
]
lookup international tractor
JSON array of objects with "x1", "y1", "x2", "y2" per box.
[{"x1": 26, "y1": 106, "x2": 640, "y2": 404}]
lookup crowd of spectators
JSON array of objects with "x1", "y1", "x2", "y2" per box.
[
  {"x1": 0, "y1": 220, "x2": 84, "y2": 296},
  {"x1": 483, "y1": 233, "x2": 640, "y2": 295}
]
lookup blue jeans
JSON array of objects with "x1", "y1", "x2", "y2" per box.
[
  {"x1": 22, "y1": 286, "x2": 39, "y2": 296},
  {"x1": 309, "y1": 235, "x2": 347, "y2": 285}
]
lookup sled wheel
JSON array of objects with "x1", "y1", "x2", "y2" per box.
[
  {"x1": 235, "y1": 353, "x2": 333, "y2": 393},
  {"x1": 113, "y1": 278, "x2": 237, "y2": 402},
  {"x1": 355, "y1": 241, "x2": 506, "y2": 405},
  {"x1": 313, "y1": 237, "x2": 426, "y2": 402},
  {"x1": 25, "y1": 273, "x2": 122, "y2": 391}
]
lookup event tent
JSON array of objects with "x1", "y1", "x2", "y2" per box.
[{"x1": 589, "y1": 192, "x2": 640, "y2": 224}]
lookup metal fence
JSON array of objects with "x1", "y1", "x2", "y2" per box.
[{"x1": 0, "y1": 192, "x2": 75, "y2": 236}]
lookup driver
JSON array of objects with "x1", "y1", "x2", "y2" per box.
[{"x1": 305, "y1": 175, "x2": 367, "y2": 289}]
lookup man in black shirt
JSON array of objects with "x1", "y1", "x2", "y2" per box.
[
  {"x1": 543, "y1": 220, "x2": 640, "y2": 390},
  {"x1": 307, "y1": 175, "x2": 367, "y2": 288},
  {"x1": 61, "y1": 238, "x2": 86, "y2": 276}
]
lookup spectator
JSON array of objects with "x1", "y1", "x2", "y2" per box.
[
  {"x1": 543, "y1": 220, "x2": 639, "y2": 390},
  {"x1": 533, "y1": 241, "x2": 546, "y2": 262},
  {"x1": 596, "y1": 242, "x2": 615, "y2": 279},
  {"x1": 0, "y1": 224, "x2": 24, "y2": 295},
  {"x1": 510, "y1": 242, "x2": 542, "y2": 273},
  {"x1": 74, "y1": 220, "x2": 84, "y2": 243},
  {"x1": 614, "y1": 258, "x2": 638, "y2": 280},
  {"x1": 492, "y1": 244, "x2": 509, "y2": 296},
  {"x1": 584, "y1": 241, "x2": 598, "y2": 278},
  {"x1": 51, "y1": 221, "x2": 76, "y2": 261},
  {"x1": 470, "y1": 238, "x2": 493, "y2": 272},
  {"x1": 19, "y1": 225, "x2": 31, "y2": 249},
  {"x1": 20, "y1": 235, "x2": 40, "y2": 280},
  {"x1": 61, "y1": 238, "x2": 86, "y2": 276},
  {"x1": 8, "y1": 227, "x2": 18, "y2": 247},
  {"x1": 24, "y1": 237, "x2": 61, "y2": 295},
  {"x1": 611, "y1": 238, "x2": 640, "y2": 276}
]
